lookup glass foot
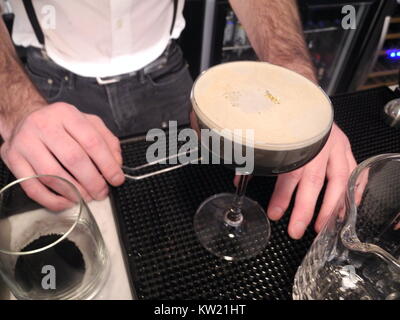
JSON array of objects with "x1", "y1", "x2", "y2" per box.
[{"x1": 194, "y1": 193, "x2": 271, "y2": 261}]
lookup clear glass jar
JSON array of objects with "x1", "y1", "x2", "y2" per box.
[
  {"x1": 293, "y1": 154, "x2": 400, "y2": 300},
  {"x1": 0, "y1": 175, "x2": 109, "y2": 300}
]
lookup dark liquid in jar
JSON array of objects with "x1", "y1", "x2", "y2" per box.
[{"x1": 14, "y1": 234, "x2": 85, "y2": 294}]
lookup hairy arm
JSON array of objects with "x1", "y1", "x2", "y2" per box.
[
  {"x1": 0, "y1": 17, "x2": 46, "y2": 141},
  {"x1": 230, "y1": 1, "x2": 358, "y2": 239},
  {"x1": 229, "y1": 0, "x2": 317, "y2": 82},
  {"x1": 0, "y1": 14, "x2": 124, "y2": 209}
]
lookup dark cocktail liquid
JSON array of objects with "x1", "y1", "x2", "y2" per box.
[{"x1": 14, "y1": 234, "x2": 85, "y2": 294}]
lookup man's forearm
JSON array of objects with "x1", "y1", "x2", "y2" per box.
[
  {"x1": 0, "y1": 18, "x2": 46, "y2": 141},
  {"x1": 229, "y1": 0, "x2": 316, "y2": 82}
]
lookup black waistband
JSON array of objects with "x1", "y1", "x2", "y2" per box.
[{"x1": 26, "y1": 40, "x2": 179, "y2": 85}]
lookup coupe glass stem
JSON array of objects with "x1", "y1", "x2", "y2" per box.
[{"x1": 225, "y1": 174, "x2": 250, "y2": 225}]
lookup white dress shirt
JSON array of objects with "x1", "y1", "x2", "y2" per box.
[{"x1": 9, "y1": 0, "x2": 186, "y2": 77}]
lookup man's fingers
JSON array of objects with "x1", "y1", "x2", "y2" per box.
[
  {"x1": 0, "y1": 103, "x2": 125, "y2": 210},
  {"x1": 345, "y1": 148, "x2": 357, "y2": 172},
  {"x1": 1, "y1": 147, "x2": 73, "y2": 211},
  {"x1": 314, "y1": 173, "x2": 349, "y2": 233},
  {"x1": 86, "y1": 114, "x2": 123, "y2": 166},
  {"x1": 39, "y1": 127, "x2": 109, "y2": 200},
  {"x1": 267, "y1": 168, "x2": 303, "y2": 221},
  {"x1": 288, "y1": 156, "x2": 328, "y2": 239},
  {"x1": 314, "y1": 143, "x2": 352, "y2": 232},
  {"x1": 64, "y1": 114, "x2": 125, "y2": 186},
  {"x1": 345, "y1": 149, "x2": 367, "y2": 207},
  {"x1": 19, "y1": 139, "x2": 93, "y2": 202},
  {"x1": 354, "y1": 167, "x2": 369, "y2": 206}
]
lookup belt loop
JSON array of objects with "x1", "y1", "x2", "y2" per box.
[
  {"x1": 40, "y1": 48, "x2": 50, "y2": 60},
  {"x1": 138, "y1": 69, "x2": 146, "y2": 84},
  {"x1": 165, "y1": 40, "x2": 173, "y2": 58},
  {"x1": 64, "y1": 71, "x2": 74, "y2": 90}
]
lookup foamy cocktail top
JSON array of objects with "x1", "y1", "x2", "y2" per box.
[{"x1": 192, "y1": 61, "x2": 333, "y2": 151}]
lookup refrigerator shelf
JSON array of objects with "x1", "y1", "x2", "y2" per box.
[
  {"x1": 386, "y1": 33, "x2": 400, "y2": 40},
  {"x1": 360, "y1": 73, "x2": 398, "y2": 90},
  {"x1": 303, "y1": 26, "x2": 339, "y2": 34},
  {"x1": 390, "y1": 17, "x2": 400, "y2": 23},
  {"x1": 368, "y1": 69, "x2": 398, "y2": 78},
  {"x1": 360, "y1": 80, "x2": 397, "y2": 90},
  {"x1": 222, "y1": 45, "x2": 252, "y2": 51}
]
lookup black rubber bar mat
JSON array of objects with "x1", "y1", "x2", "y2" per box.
[
  {"x1": 110, "y1": 86, "x2": 400, "y2": 300},
  {"x1": 0, "y1": 87, "x2": 398, "y2": 300}
]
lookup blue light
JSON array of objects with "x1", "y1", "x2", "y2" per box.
[{"x1": 388, "y1": 50, "x2": 400, "y2": 59}]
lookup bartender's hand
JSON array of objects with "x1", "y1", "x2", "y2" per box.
[
  {"x1": 234, "y1": 124, "x2": 355, "y2": 239},
  {"x1": 266, "y1": 123, "x2": 356, "y2": 239},
  {"x1": 0, "y1": 102, "x2": 125, "y2": 211},
  {"x1": 227, "y1": 0, "x2": 358, "y2": 239}
]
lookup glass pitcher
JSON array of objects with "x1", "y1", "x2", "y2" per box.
[{"x1": 293, "y1": 154, "x2": 400, "y2": 300}]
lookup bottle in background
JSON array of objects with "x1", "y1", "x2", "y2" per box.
[
  {"x1": 223, "y1": 11, "x2": 236, "y2": 46},
  {"x1": 234, "y1": 21, "x2": 247, "y2": 47},
  {"x1": 233, "y1": 21, "x2": 248, "y2": 58}
]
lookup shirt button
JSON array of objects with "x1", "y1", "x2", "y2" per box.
[
  {"x1": 117, "y1": 19, "x2": 123, "y2": 29},
  {"x1": 47, "y1": 78, "x2": 53, "y2": 84}
]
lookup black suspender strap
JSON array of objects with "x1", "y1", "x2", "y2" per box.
[
  {"x1": 170, "y1": 0, "x2": 178, "y2": 35},
  {"x1": 2, "y1": 12, "x2": 15, "y2": 36},
  {"x1": 22, "y1": 0, "x2": 44, "y2": 45}
]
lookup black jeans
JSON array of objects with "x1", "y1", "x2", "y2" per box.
[{"x1": 25, "y1": 42, "x2": 193, "y2": 138}]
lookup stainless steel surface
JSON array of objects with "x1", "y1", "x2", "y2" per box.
[
  {"x1": 303, "y1": 27, "x2": 339, "y2": 34},
  {"x1": 200, "y1": 0, "x2": 216, "y2": 72},
  {"x1": 122, "y1": 148, "x2": 202, "y2": 181},
  {"x1": 357, "y1": 15, "x2": 391, "y2": 90},
  {"x1": 326, "y1": 5, "x2": 367, "y2": 94}
]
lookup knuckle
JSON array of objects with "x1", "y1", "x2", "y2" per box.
[
  {"x1": 24, "y1": 185, "x2": 40, "y2": 199},
  {"x1": 38, "y1": 175, "x2": 56, "y2": 187},
  {"x1": 111, "y1": 135, "x2": 120, "y2": 145},
  {"x1": 0, "y1": 143, "x2": 10, "y2": 160},
  {"x1": 288, "y1": 170, "x2": 303, "y2": 182},
  {"x1": 4, "y1": 149, "x2": 18, "y2": 165},
  {"x1": 22, "y1": 111, "x2": 39, "y2": 127},
  {"x1": 345, "y1": 140, "x2": 353, "y2": 152},
  {"x1": 334, "y1": 172, "x2": 349, "y2": 184},
  {"x1": 339, "y1": 130, "x2": 351, "y2": 147},
  {"x1": 106, "y1": 167, "x2": 121, "y2": 179},
  {"x1": 89, "y1": 114, "x2": 103, "y2": 124},
  {"x1": 307, "y1": 173, "x2": 325, "y2": 187},
  {"x1": 13, "y1": 130, "x2": 31, "y2": 146},
  {"x1": 89, "y1": 180, "x2": 107, "y2": 195},
  {"x1": 82, "y1": 135, "x2": 101, "y2": 151},
  {"x1": 37, "y1": 167, "x2": 61, "y2": 179},
  {"x1": 64, "y1": 150, "x2": 86, "y2": 167},
  {"x1": 52, "y1": 102, "x2": 76, "y2": 112},
  {"x1": 30, "y1": 113, "x2": 51, "y2": 132},
  {"x1": 112, "y1": 137, "x2": 121, "y2": 151},
  {"x1": 50, "y1": 103, "x2": 79, "y2": 121}
]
